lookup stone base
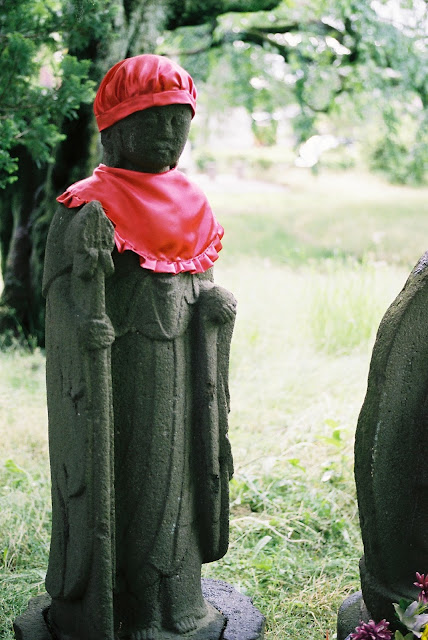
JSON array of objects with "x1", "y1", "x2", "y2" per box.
[
  {"x1": 202, "y1": 579, "x2": 265, "y2": 640},
  {"x1": 336, "y1": 591, "x2": 370, "y2": 640},
  {"x1": 13, "y1": 594, "x2": 52, "y2": 640},
  {"x1": 13, "y1": 579, "x2": 265, "y2": 640}
]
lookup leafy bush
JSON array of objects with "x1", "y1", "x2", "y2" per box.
[{"x1": 369, "y1": 109, "x2": 428, "y2": 186}]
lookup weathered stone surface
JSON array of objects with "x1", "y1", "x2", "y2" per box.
[
  {"x1": 13, "y1": 579, "x2": 265, "y2": 640},
  {"x1": 202, "y1": 579, "x2": 265, "y2": 640},
  {"x1": 13, "y1": 595, "x2": 51, "y2": 640},
  {"x1": 336, "y1": 591, "x2": 370, "y2": 640},
  {"x1": 337, "y1": 251, "x2": 428, "y2": 637},
  {"x1": 17, "y1": 61, "x2": 242, "y2": 640},
  {"x1": 41, "y1": 199, "x2": 236, "y2": 640}
]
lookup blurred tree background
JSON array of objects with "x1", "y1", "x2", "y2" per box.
[{"x1": 0, "y1": 0, "x2": 426, "y2": 345}]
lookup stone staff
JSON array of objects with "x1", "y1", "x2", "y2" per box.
[
  {"x1": 195, "y1": 283, "x2": 236, "y2": 562},
  {"x1": 46, "y1": 201, "x2": 116, "y2": 640}
]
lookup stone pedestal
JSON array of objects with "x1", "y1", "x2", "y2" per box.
[
  {"x1": 337, "y1": 591, "x2": 370, "y2": 640},
  {"x1": 202, "y1": 579, "x2": 265, "y2": 640},
  {"x1": 13, "y1": 579, "x2": 265, "y2": 640}
]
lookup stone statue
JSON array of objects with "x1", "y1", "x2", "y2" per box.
[
  {"x1": 39, "y1": 55, "x2": 237, "y2": 640},
  {"x1": 337, "y1": 252, "x2": 428, "y2": 639}
]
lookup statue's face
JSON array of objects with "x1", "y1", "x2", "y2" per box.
[{"x1": 104, "y1": 103, "x2": 192, "y2": 173}]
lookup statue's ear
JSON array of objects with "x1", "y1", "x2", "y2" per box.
[
  {"x1": 101, "y1": 125, "x2": 120, "y2": 165},
  {"x1": 101, "y1": 127, "x2": 114, "y2": 148}
]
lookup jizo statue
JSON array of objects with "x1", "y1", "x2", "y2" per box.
[
  {"x1": 41, "y1": 55, "x2": 237, "y2": 640},
  {"x1": 337, "y1": 252, "x2": 428, "y2": 639}
]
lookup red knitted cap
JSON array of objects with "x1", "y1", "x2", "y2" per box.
[{"x1": 94, "y1": 54, "x2": 197, "y2": 131}]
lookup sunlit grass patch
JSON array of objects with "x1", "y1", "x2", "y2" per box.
[
  {"x1": 203, "y1": 169, "x2": 428, "y2": 267},
  {"x1": 0, "y1": 349, "x2": 48, "y2": 467},
  {"x1": 207, "y1": 254, "x2": 406, "y2": 638},
  {"x1": 0, "y1": 349, "x2": 50, "y2": 635},
  {"x1": 307, "y1": 259, "x2": 407, "y2": 355},
  {"x1": 203, "y1": 462, "x2": 362, "y2": 639},
  {"x1": 214, "y1": 258, "x2": 405, "y2": 470}
]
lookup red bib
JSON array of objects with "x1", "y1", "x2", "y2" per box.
[{"x1": 57, "y1": 164, "x2": 223, "y2": 274}]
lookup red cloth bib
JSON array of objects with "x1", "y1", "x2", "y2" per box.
[{"x1": 57, "y1": 164, "x2": 223, "y2": 274}]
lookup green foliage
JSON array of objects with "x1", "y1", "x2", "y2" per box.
[
  {"x1": 0, "y1": 459, "x2": 50, "y2": 636},
  {"x1": 61, "y1": 0, "x2": 118, "y2": 52},
  {"x1": 0, "y1": 0, "x2": 116, "y2": 189},
  {"x1": 192, "y1": 145, "x2": 295, "y2": 180},
  {"x1": 162, "y1": 0, "x2": 428, "y2": 181},
  {"x1": 166, "y1": 0, "x2": 283, "y2": 30},
  {"x1": 292, "y1": 109, "x2": 317, "y2": 145},
  {"x1": 1, "y1": 0, "x2": 427, "y2": 189},
  {"x1": 370, "y1": 108, "x2": 428, "y2": 185},
  {"x1": 395, "y1": 632, "x2": 414, "y2": 640},
  {"x1": 0, "y1": 347, "x2": 49, "y2": 629},
  {"x1": 393, "y1": 599, "x2": 428, "y2": 638}
]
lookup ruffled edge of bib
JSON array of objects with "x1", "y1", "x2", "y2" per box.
[
  {"x1": 114, "y1": 225, "x2": 223, "y2": 274},
  {"x1": 56, "y1": 192, "x2": 223, "y2": 274}
]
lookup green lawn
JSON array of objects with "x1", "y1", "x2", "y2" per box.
[
  {"x1": 1, "y1": 169, "x2": 427, "y2": 639},
  {"x1": 207, "y1": 169, "x2": 428, "y2": 267}
]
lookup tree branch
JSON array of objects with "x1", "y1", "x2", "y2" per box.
[
  {"x1": 162, "y1": 17, "x2": 357, "y2": 63},
  {"x1": 299, "y1": 85, "x2": 347, "y2": 114},
  {"x1": 162, "y1": 27, "x2": 313, "y2": 64},
  {"x1": 166, "y1": 0, "x2": 283, "y2": 30},
  {"x1": 241, "y1": 21, "x2": 345, "y2": 41},
  {"x1": 222, "y1": 0, "x2": 283, "y2": 12}
]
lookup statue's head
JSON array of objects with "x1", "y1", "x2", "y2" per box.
[{"x1": 94, "y1": 55, "x2": 196, "y2": 173}]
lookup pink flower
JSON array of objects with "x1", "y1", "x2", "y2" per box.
[
  {"x1": 350, "y1": 619, "x2": 392, "y2": 640},
  {"x1": 415, "y1": 573, "x2": 428, "y2": 604}
]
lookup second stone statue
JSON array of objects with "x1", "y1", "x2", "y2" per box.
[{"x1": 41, "y1": 54, "x2": 237, "y2": 640}]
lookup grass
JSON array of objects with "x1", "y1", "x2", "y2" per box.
[
  {"x1": 204, "y1": 169, "x2": 428, "y2": 267},
  {"x1": 0, "y1": 348, "x2": 49, "y2": 637},
  {"x1": 202, "y1": 257, "x2": 403, "y2": 639},
  {"x1": 1, "y1": 168, "x2": 428, "y2": 639}
]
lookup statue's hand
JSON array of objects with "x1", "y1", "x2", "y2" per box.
[
  {"x1": 79, "y1": 316, "x2": 115, "y2": 351},
  {"x1": 199, "y1": 285, "x2": 237, "y2": 324}
]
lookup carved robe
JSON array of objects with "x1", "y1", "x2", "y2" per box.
[{"x1": 42, "y1": 201, "x2": 234, "y2": 639}]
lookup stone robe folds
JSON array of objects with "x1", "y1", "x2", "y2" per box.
[{"x1": 42, "y1": 201, "x2": 234, "y2": 639}]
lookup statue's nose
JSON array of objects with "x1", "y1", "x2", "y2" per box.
[{"x1": 163, "y1": 118, "x2": 175, "y2": 136}]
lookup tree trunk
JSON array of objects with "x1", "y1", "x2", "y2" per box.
[{"x1": 0, "y1": 147, "x2": 45, "y2": 343}]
